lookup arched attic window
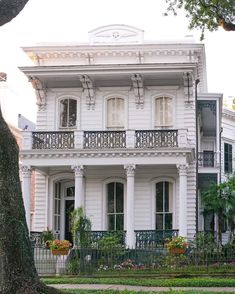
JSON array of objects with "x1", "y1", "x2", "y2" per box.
[
  {"x1": 59, "y1": 98, "x2": 77, "y2": 128},
  {"x1": 155, "y1": 96, "x2": 173, "y2": 127},
  {"x1": 107, "y1": 97, "x2": 124, "y2": 129}
]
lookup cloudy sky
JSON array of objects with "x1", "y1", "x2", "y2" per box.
[{"x1": 0, "y1": 0, "x2": 234, "y2": 125}]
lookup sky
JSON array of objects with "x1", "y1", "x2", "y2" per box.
[{"x1": 0, "y1": 0, "x2": 234, "y2": 125}]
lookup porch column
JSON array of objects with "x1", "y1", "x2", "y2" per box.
[
  {"x1": 124, "y1": 164, "x2": 136, "y2": 248},
  {"x1": 71, "y1": 165, "x2": 84, "y2": 209},
  {"x1": 20, "y1": 165, "x2": 32, "y2": 230},
  {"x1": 177, "y1": 164, "x2": 188, "y2": 237}
]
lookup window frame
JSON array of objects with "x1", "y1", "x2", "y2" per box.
[
  {"x1": 104, "y1": 95, "x2": 127, "y2": 130},
  {"x1": 224, "y1": 142, "x2": 233, "y2": 173},
  {"x1": 151, "y1": 177, "x2": 176, "y2": 230},
  {"x1": 102, "y1": 178, "x2": 126, "y2": 231},
  {"x1": 57, "y1": 96, "x2": 79, "y2": 130},
  {"x1": 153, "y1": 95, "x2": 174, "y2": 128}
]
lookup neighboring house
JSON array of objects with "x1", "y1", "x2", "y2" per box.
[{"x1": 19, "y1": 25, "x2": 224, "y2": 247}]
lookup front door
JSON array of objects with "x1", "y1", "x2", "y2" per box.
[{"x1": 65, "y1": 200, "x2": 74, "y2": 243}]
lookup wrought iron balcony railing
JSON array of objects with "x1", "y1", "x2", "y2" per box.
[
  {"x1": 32, "y1": 131, "x2": 74, "y2": 149},
  {"x1": 198, "y1": 151, "x2": 216, "y2": 167},
  {"x1": 29, "y1": 129, "x2": 181, "y2": 150},
  {"x1": 84, "y1": 131, "x2": 126, "y2": 149},
  {"x1": 135, "y1": 130, "x2": 178, "y2": 148}
]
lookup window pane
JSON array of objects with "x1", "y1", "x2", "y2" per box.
[
  {"x1": 107, "y1": 98, "x2": 124, "y2": 128},
  {"x1": 165, "y1": 213, "x2": 172, "y2": 229},
  {"x1": 60, "y1": 99, "x2": 68, "y2": 127},
  {"x1": 116, "y1": 182, "x2": 124, "y2": 213},
  {"x1": 156, "y1": 182, "x2": 163, "y2": 212},
  {"x1": 107, "y1": 215, "x2": 115, "y2": 231},
  {"x1": 156, "y1": 214, "x2": 163, "y2": 230},
  {"x1": 164, "y1": 182, "x2": 169, "y2": 212},
  {"x1": 116, "y1": 214, "x2": 124, "y2": 230},
  {"x1": 66, "y1": 186, "x2": 75, "y2": 197},
  {"x1": 69, "y1": 99, "x2": 77, "y2": 127},
  {"x1": 107, "y1": 183, "x2": 114, "y2": 213}
]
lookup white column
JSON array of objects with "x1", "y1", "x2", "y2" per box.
[
  {"x1": 71, "y1": 165, "x2": 84, "y2": 209},
  {"x1": 20, "y1": 165, "x2": 32, "y2": 230},
  {"x1": 177, "y1": 164, "x2": 188, "y2": 237},
  {"x1": 124, "y1": 164, "x2": 136, "y2": 248}
]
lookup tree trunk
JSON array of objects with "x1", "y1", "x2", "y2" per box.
[
  {"x1": 0, "y1": 0, "x2": 30, "y2": 26},
  {"x1": 0, "y1": 107, "x2": 62, "y2": 293}
]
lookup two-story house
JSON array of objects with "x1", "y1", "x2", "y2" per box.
[{"x1": 19, "y1": 25, "x2": 223, "y2": 247}]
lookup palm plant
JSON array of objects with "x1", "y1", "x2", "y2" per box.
[
  {"x1": 70, "y1": 207, "x2": 91, "y2": 248},
  {"x1": 201, "y1": 174, "x2": 235, "y2": 244}
]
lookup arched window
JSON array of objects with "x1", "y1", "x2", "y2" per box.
[
  {"x1": 155, "y1": 97, "x2": 173, "y2": 127},
  {"x1": 156, "y1": 181, "x2": 173, "y2": 230},
  {"x1": 107, "y1": 182, "x2": 124, "y2": 230},
  {"x1": 60, "y1": 98, "x2": 77, "y2": 128},
  {"x1": 107, "y1": 97, "x2": 124, "y2": 128}
]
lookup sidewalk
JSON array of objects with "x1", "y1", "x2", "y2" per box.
[{"x1": 50, "y1": 284, "x2": 235, "y2": 292}]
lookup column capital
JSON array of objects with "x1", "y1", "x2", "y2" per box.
[
  {"x1": 20, "y1": 165, "x2": 32, "y2": 177},
  {"x1": 71, "y1": 165, "x2": 84, "y2": 176},
  {"x1": 177, "y1": 164, "x2": 188, "y2": 176},
  {"x1": 124, "y1": 164, "x2": 136, "y2": 176}
]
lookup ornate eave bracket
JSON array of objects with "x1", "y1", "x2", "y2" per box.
[
  {"x1": 131, "y1": 74, "x2": 144, "y2": 109},
  {"x1": 183, "y1": 72, "x2": 194, "y2": 104},
  {"x1": 80, "y1": 75, "x2": 95, "y2": 110},
  {"x1": 28, "y1": 76, "x2": 47, "y2": 111}
]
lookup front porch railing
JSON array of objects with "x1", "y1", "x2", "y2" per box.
[
  {"x1": 135, "y1": 130, "x2": 178, "y2": 148},
  {"x1": 32, "y1": 131, "x2": 74, "y2": 149},
  {"x1": 84, "y1": 131, "x2": 126, "y2": 149},
  {"x1": 135, "y1": 230, "x2": 179, "y2": 249}
]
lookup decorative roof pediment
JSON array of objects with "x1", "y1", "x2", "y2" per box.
[{"x1": 88, "y1": 24, "x2": 144, "y2": 44}]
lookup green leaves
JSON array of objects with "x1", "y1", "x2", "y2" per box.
[{"x1": 165, "y1": 0, "x2": 235, "y2": 39}]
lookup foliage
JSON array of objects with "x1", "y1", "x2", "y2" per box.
[
  {"x1": 95, "y1": 232, "x2": 124, "y2": 250},
  {"x1": 41, "y1": 228, "x2": 55, "y2": 247},
  {"x1": 201, "y1": 174, "x2": 235, "y2": 243},
  {"x1": 165, "y1": 0, "x2": 235, "y2": 39},
  {"x1": 191, "y1": 232, "x2": 218, "y2": 251},
  {"x1": 42, "y1": 276, "x2": 235, "y2": 287},
  {"x1": 71, "y1": 207, "x2": 91, "y2": 248},
  {"x1": 49, "y1": 239, "x2": 72, "y2": 250},
  {"x1": 165, "y1": 236, "x2": 189, "y2": 250}
]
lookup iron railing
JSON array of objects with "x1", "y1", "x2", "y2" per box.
[
  {"x1": 135, "y1": 229, "x2": 179, "y2": 249},
  {"x1": 32, "y1": 131, "x2": 74, "y2": 149},
  {"x1": 135, "y1": 130, "x2": 178, "y2": 148},
  {"x1": 198, "y1": 151, "x2": 216, "y2": 167},
  {"x1": 84, "y1": 131, "x2": 126, "y2": 149}
]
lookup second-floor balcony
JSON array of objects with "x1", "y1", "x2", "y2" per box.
[
  {"x1": 22, "y1": 129, "x2": 189, "y2": 151},
  {"x1": 198, "y1": 151, "x2": 218, "y2": 168}
]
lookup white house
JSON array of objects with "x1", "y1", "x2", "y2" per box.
[{"x1": 19, "y1": 25, "x2": 224, "y2": 247}]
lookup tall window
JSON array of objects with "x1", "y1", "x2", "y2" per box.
[
  {"x1": 155, "y1": 97, "x2": 173, "y2": 127},
  {"x1": 107, "y1": 97, "x2": 124, "y2": 128},
  {"x1": 156, "y1": 181, "x2": 172, "y2": 230},
  {"x1": 107, "y1": 182, "x2": 124, "y2": 230},
  {"x1": 60, "y1": 98, "x2": 77, "y2": 128},
  {"x1": 224, "y1": 143, "x2": 233, "y2": 173}
]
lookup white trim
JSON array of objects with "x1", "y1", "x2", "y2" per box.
[
  {"x1": 102, "y1": 177, "x2": 126, "y2": 230},
  {"x1": 151, "y1": 176, "x2": 176, "y2": 230}
]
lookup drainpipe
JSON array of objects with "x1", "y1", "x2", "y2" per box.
[{"x1": 195, "y1": 79, "x2": 200, "y2": 234}]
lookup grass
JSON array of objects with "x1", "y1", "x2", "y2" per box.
[
  {"x1": 62, "y1": 291, "x2": 235, "y2": 294},
  {"x1": 43, "y1": 277, "x2": 235, "y2": 287}
]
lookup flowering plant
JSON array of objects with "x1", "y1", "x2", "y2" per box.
[
  {"x1": 165, "y1": 236, "x2": 189, "y2": 251},
  {"x1": 49, "y1": 239, "x2": 72, "y2": 250}
]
